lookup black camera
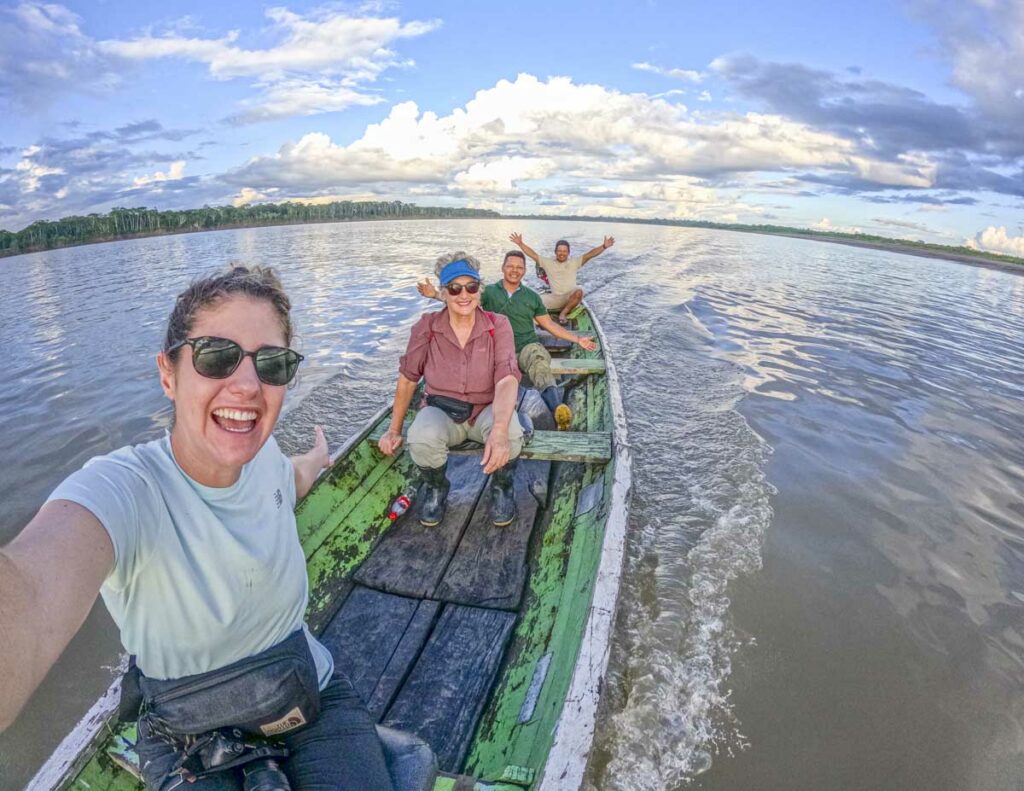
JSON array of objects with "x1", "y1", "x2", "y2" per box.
[{"x1": 242, "y1": 758, "x2": 291, "y2": 791}]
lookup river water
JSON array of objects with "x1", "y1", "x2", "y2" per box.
[{"x1": 1, "y1": 220, "x2": 1022, "y2": 790}]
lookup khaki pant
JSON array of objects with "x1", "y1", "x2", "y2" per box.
[
  {"x1": 541, "y1": 291, "x2": 575, "y2": 310},
  {"x1": 407, "y1": 404, "x2": 524, "y2": 469},
  {"x1": 517, "y1": 342, "x2": 556, "y2": 392}
]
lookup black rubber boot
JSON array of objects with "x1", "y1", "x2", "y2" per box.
[
  {"x1": 417, "y1": 462, "x2": 450, "y2": 527},
  {"x1": 489, "y1": 459, "x2": 518, "y2": 527}
]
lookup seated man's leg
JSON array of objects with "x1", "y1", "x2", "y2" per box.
[
  {"x1": 471, "y1": 404, "x2": 524, "y2": 526},
  {"x1": 282, "y1": 672, "x2": 391, "y2": 791},
  {"x1": 558, "y1": 288, "x2": 584, "y2": 322},
  {"x1": 518, "y1": 343, "x2": 565, "y2": 416},
  {"x1": 407, "y1": 405, "x2": 467, "y2": 526},
  {"x1": 541, "y1": 291, "x2": 568, "y2": 312},
  {"x1": 518, "y1": 343, "x2": 556, "y2": 395}
]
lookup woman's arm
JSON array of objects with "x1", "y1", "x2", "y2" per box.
[
  {"x1": 0, "y1": 501, "x2": 112, "y2": 732},
  {"x1": 481, "y1": 374, "x2": 518, "y2": 474},
  {"x1": 292, "y1": 426, "x2": 330, "y2": 500},
  {"x1": 379, "y1": 374, "x2": 419, "y2": 456}
]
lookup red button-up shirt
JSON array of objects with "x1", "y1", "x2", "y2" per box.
[{"x1": 399, "y1": 307, "x2": 521, "y2": 422}]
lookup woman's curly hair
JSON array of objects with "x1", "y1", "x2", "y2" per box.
[
  {"x1": 433, "y1": 252, "x2": 482, "y2": 280},
  {"x1": 163, "y1": 264, "x2": 293, "y2": 358}
]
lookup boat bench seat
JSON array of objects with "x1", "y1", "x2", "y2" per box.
[
  {"x1": 368, "y1": 425, "x2": 611, "y2": 463},
  {"x1": 549, "y1": 357, "x2": 605, "y2": 375}
]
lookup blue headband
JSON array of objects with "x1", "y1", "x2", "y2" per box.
[{"x1": 438, "y1": 259, "x2": 482, "y2": 286}]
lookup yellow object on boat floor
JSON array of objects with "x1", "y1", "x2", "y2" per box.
[{"x1": 554, "y1": 404, "x2": 572, "y2": 431}]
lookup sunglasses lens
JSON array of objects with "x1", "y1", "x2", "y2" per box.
[
  {"x1": 193, "y1": 338, "x2": 242, "y2": 378},
  {"x1": 446, "y1": 281, "x2": 480, "y2": 295},
  {"x1": 254, "y1": 347, "x2": 300, "y2": 386}
]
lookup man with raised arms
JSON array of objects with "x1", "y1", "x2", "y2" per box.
[
  {"x1": 508, "y1": 232, "x2": 615, "y2": 323},
  {"x1": 419, "y1": 250, "x2": 597, "y2": 429}
]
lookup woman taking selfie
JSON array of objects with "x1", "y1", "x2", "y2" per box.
[{"x1": 0, "y1": 265, "x2": 393, "y2": 790}]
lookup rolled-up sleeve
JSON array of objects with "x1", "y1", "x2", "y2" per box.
[
  {"x1": 398, "y1": 314, "x2": 432, "y2": 383},
  {"x1": 491, "y1": 314, "x2": 522, "y2": 386}
]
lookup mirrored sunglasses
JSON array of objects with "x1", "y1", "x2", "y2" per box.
[{"x1": 169, "y1": 336, "x2": 303, "y2": 386}]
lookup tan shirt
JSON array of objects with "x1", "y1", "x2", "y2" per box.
[
  {"x1": 399, "y1": 307, "x2": 521, "y2": 421},
  {"x1": 537, "y1": 255, "x2": 584, "y2": 295}
]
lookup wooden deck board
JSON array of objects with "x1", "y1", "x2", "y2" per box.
[
  {"x1": 549, "y1": 358, "x2": 605, "y2": 375},
  {"x1": 353, "y1": 455, "x2": 486, "y2": 597},
  {"x1": 435, "y1": 460, "x2": 550, "y2": 610},
  {"x1": 319, "y1": 586, "x2": 442, "y2": 721},
  {"x1": 383, "y1": 604, "x2": 517, "y2": 772},
  {"x1": 367, "y1": 599, "x2": 442, "y2": 720},
  {"x1": 366, "y1": 425, "x2": 611, "y2": 464}
]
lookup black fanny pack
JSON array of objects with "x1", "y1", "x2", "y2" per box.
[
  {"x1": 138, "y1": 630, "x2": 321, "y2": 739},
  {"x1": 426, "y1": 393, "x2": 474, "y2": 423}
]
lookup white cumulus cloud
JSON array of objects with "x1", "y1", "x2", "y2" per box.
[
  {"x1": 633, "y1": 61, "x2": 704, "y2": 83},
  {"x1": 966, "y1": 226, "x2": 1024, "y2": 256},
  {"x1": 98, "y1": 6, "x2": 440, "y2": 123},
  {"x1": 133, "y1": 161, "x2": 186, "y2": 187},
  {"x1": 221, "y1": 73, "x2": 944, "y2": 221}
]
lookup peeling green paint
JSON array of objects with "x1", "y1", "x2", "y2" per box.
[
  {"x1": 463, "y1": 334, "x2": 613, "y2": 786},
  {"x1": 61, "y1": 307, "x2": 619, "y2": 791}
]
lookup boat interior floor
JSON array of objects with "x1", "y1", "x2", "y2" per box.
[{"x1": 318, "y1": 454, "x2": 553, "y2": 774}]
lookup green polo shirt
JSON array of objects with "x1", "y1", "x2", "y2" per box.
[{"x1": 481, "y1": 282, "x2": 547, "y2": 353}]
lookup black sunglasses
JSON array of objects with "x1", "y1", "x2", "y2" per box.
[
  {"x1": 445, "y1": 281, "x2": 481, "y2": 296},
  {"x1": 169, "y1": 336, "x2": 304, "y2": 386}
]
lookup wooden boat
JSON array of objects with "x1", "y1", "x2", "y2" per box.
[{"x1": 28, "y1": 302, "x2": 632, "y2": 791}]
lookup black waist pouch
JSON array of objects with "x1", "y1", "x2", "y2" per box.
[
  {"x1": 139, "y1": 630, "x2": 321, "y2": 738},
  {"x1": 426, "y1": 393, "x2": 474, "y2": 423}
]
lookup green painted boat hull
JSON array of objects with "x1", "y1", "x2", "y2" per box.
[{"x1": 30, "y1": 303, "x2": 631, "y2": 791}]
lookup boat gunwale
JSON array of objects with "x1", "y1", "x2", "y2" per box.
[
  {"x1": 536, "y1": 301, "x2": 633, "y2": 791},
  {"x1": 28, "y1": 303, "x2": 632, "y2": 791}
]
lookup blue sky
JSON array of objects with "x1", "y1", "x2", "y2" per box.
[{"x1": 1, "y1": 0, "x2": 1022, "y2": 255}]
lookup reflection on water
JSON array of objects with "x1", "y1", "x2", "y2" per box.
[{"x1": 2, "y1": 223, "x2": 1024, "y2": 789}]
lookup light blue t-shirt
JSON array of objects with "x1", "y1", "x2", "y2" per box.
[{"x1": 48, "y1": 434, "x2": 334, "y2": 687}]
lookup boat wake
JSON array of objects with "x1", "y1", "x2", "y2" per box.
[{"x1": 585, "y1": 273, "x2": 775, "y2": 789}]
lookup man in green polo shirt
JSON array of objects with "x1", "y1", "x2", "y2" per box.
[{"x1": 418, "y1": 250, "x2": 597, "y2": 428}]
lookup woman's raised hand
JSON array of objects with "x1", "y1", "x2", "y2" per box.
[{"x1": 417, "y1": 279, "x2": 438, "y2": 299}]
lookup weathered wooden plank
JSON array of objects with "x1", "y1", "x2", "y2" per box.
[
  {"x1": 354, "y1": 456, "x2": 487, "y2": 598},
  {"x1": 522, "y1": 431, "x2": 609, "y2": 463},
  {"x1": 435, "y1": 460, "x2": 549, "y2": 610},
  {"x1": 304, "y1": 455, "x2": 416, "y2": 633},
  {"x1": 549, "y1": 358, "x2": 605, "y2": 375},
  {"x1": 383, "y1": 605, "x2": 516, "y2": 773},
  {"x1": 318, "y1": 586, "x2": 422, "y2": 709},
  {"x1": 367, "y1": 599, "x2": 442, "y2": 720},
  {"x1": 366, "y1": 425, "x2": 611, "y2": 464}
]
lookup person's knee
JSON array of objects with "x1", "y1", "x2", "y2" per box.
[{"x1": 407, "y1": 428, "x2": 449, "y2": 468}]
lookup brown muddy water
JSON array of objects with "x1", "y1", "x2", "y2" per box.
[{"x1": 1, "y1": 220, "x2": 1022, "y2": 790}]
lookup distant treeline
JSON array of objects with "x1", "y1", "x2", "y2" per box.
[
  {"x1": 4, "y1": 202, "x2": 1022, "y2": 269},
  {"x1": 504, "y1": 213, "x2": 1024, "y2": 269},
  {"x1": 0, "y1": 201, "x2": 499, "y2": 258}
]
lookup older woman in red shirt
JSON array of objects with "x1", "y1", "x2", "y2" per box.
[{"x1": 379, "y1": 253, "x2": 524, "y2": 527}]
